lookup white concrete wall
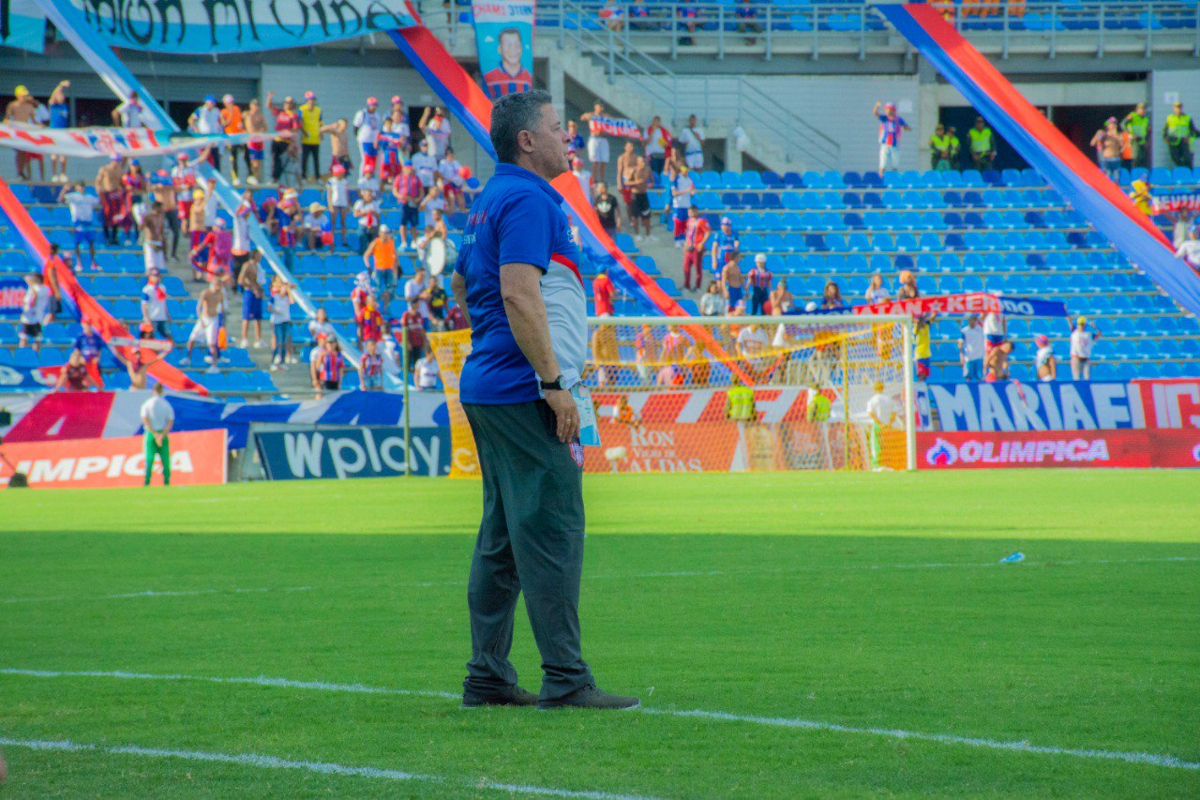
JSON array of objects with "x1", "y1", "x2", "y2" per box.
[
  {"x1": 1149, "y1": 70, "x2": 1200, "y2": 170},
  {"x1": 673, "y1": 74, "x2": 922, "y2": 175},
  {"x1": 260, "y1": 63, "x2": 496, "y2": 180}
]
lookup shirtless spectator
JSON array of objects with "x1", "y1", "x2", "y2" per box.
[
  {"x1": 615, "y1": 141, "x2": 638, "y2": 224},
  {"x1": 770, "y1": 278, "x2": 794, "y2": 314},
  {"x1": 115, "y1": 341, "x2": 169, "y2": 390},
  {"x1": 238, "y1": 249, "x2": 266, "y2": 348},
  {"x1": 185, "y1": 277, "x2": 224, "y2": 371},
  {"x1": 95, "y1": 155, "x2": 125, "y2": 246},
  {"x1": 1089, "y1": 118, "x2": 1123, "y2": 181},
  {"x1": 150, "y1": 171, "x2": 180, "y2": 259},
  {"x1": 5, "y1": 85, "x2": 41, "y2": 181},
  {"x1": 139, "y1": 201, "x2": 166, "y2": 275},
  {"x1": 320, "y1": 118, "x2": 353, "y2": 176},
  {"x1": 625, "y1": 155, "x2": 652, "y2": 240},
  {"x1": 721, "y1": 251, "x2": 745, "y2": 313}
]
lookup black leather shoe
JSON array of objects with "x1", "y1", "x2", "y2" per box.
[
  {"x1": 537, "y1": 684, "x2": 640, "y2": 710},
  {"x1": 461, "y1": 684, "x2": 539, "y2": 708}
]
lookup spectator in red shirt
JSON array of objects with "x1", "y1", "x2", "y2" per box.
[
  {"x1": 358, "y1": 294, "x2": 385, "y2": 346},
  {"x1": 55, "y1": 349, "x2": 96, "y2": 392},
  {"x1": 314, "y1": 338, "x2": 344, "y2": 397},
  {"x1": 398, "y1": 298, "x2": 427, "y2": 371},
  {"x1": 682, "y1": 206, "x2": 710, "y2": 291},
  {"x1": 267, "y1": 91, "x2": 300, "y2": 183},
  {"x1": 593, "y1": 266, "x2": 616, "y2": 317},
  {"x1": 445, "y1": 303, "x2": 468, "y2": 331}
]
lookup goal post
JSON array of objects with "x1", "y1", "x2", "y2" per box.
[{"x1": 429, "y1": 314, "x2": 915, "y2": 477}]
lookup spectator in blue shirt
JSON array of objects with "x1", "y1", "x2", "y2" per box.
[{"x1": 73, "y1": 320, "x2": 105, "y2": 366}]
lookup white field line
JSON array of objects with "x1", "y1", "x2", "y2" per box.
[
  {"x1": 0, "y1": 586, "x2": 314, "y2": 606},
  {"x1": 2, "y1": 668, "x2": 1196, "y2": 772},
  {"x1": 0, "y1": 737, "x2": 659, "y2": 800},
  {"x1": 3, "y1": 557, "x2": 1197, "y2": 605}
]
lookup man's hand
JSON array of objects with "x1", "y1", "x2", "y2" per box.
[{"x1": 544, "y1": 388, "x2": 580, "y2": 443}]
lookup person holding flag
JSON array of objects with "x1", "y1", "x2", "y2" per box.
[{"x1": 643, "y1": 115, "x2": 672, "y2": 174}]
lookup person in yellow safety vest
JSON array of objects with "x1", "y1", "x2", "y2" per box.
[
  {"x1": 805, "y1": 386, "x2": 831, "y2": 423},
  {"x1": 1163, "y1": 101, "x2": 1199, "y2": 169},
  {"x1": 1121, "y1": 102, "x2": 1151, "y2": 169},
  {"x1": 726, "y1": 382, "x2": 756, "y2": 422},
  {"x1": 968, "y1": 116, "x2": 996, "y2": 171},
  {"x1": 947, "y1": 126, "x2": 961, "y2": 167},
  {"x1": 298, "y1": 90, "x2": 324, "y2": 183},
  {"x1": 1128, "y1": 179, "x2": 1153, "y2": 215},
  {"x1": 930, "y1": 124, "x2": 954, "y2": 171}
]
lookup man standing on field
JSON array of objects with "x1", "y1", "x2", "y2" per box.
[
  {"x1": 140, "y1": 382, "x2": 174, "y2": 487},
  {"x1": 451, "y1": 90, "x2": 638, "y2": 711}
]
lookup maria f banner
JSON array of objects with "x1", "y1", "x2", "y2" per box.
[
  {"x1": 588, "y1": 115, "x2": 643, "y2": 140},
  {"x1": 36, "y1": 0, "x2": 416, "y2": 54},
  {"x1": 0, "y1": 123, "x2": 283, "y2": 159},
  {"x1": 852, "y1": 293, "x2": 1068, "y2": 318},
  {"x1": 472, "y1": 0, "x2": 534, "y2": 99}
]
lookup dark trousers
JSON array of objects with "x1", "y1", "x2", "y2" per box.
[
  {"x1": 1168, "y1": 139, "x2": 1193, "y2": 168},
  {"x1": 750, "y1": 286, "x2": 769, "y2": 316},
  {"x1": 302, "y1": 143, "x2": 320, "y2": 178},
  {"x1": 271, "y1": 140, "x2": 289, "y2": 182},
  {"x1": 462, "y1": 400, "x2": 592, "y2": 700}
]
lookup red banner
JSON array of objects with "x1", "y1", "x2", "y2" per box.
[
  {"x1": 0, "y1": 175, "x2": 205, "y2": 395},
  {"x1": 919, "y1": 430, "x2": 1200, "y2": 470},
  {"x1": 585, "y1": 421, "x2": 742, "y2": 473},
  {"x1": 0, "y1": 429, "x2": 227, "y2": 489}
]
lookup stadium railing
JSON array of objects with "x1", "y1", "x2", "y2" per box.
[{"x1": 431, "y1": 1, "x2": 1200, "y2": 60}]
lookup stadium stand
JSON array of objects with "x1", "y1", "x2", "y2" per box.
[{"x1": 4, "y1": 161, "x2": 1200, "y2": 389}]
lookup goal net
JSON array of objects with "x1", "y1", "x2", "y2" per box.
[{"x1": 428, "y1": 315, "x2": 915, "y2": 477}]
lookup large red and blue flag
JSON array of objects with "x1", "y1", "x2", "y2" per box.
[{"x1": 878, "y1": 3, "x2": 1200, "y2": 319}]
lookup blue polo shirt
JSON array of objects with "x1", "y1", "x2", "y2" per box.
[{"x1": 456, "y1": 163, "x2": 585, "y2": 405}]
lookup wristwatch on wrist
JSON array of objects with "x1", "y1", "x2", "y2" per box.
[{"x1": 540, "y1": 375, "x2": 566, "y2": 392}]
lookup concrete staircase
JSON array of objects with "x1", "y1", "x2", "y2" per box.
[{"x1": 419, "y1": 6, "x2": 839, "y2": 173}]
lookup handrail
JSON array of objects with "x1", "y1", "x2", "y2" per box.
[{"x1": 555, "y1": 0, "x2": 841, "y2": 170}]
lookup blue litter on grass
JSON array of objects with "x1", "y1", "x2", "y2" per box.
[{"x1": 1000, "y1": 551, "x2": 1026, "y2": 564}]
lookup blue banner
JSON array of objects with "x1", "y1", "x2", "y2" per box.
[
  {"x1": 41, "y1": 0, "x2": 416, "y2": 54},
  {"x1": 0, "y1": 276, "x2": 26, "y2": 316},
  {"x1": 472, "y1": 0, "x2": 534, "y2": 99},
  {"x1": 255, "y1": 425, "x2": 452, "y2": 479},
  {"x1": 921, "y1": 381, "x2": 1147, "y2": 433},
  {"x1": 1, "y1": 0, "x2": 46, "y2": 52},
  {"x1": 0, "y1": 363, "x2": 51, "y2": 390}
]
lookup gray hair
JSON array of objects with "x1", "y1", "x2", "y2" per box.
[{"x1": 490, "y1": 90, "x2": 554, "y2": 164}]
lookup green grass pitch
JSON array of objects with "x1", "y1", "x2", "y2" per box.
[{"x1": 1, "y1": 470, "x2": 1198, "y2": 798}]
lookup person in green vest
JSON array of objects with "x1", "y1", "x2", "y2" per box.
[
  {"x1": 726, "y1": 381, "x2": 756, "y2": 422},
  {"x1": 930, "y1": 124, "x2": 954, "y2": 171},
  {"x1": 947, "y1": 126, "x2": 961, "y2": 167},
  {"x1": 1163, "y1": 101, "x2": 1199, "y2": 169},
  {"x1": 968, "y1": 116, "x2": 996, "y2": 171},
  {"x1": 805, "y1": 386, "x2": 831, "y2": 423},
  {"x1": 1121, "y1": 102, "x2": 1151, "y2": 169}
]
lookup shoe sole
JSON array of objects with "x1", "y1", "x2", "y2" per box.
[
  {"x1": 535, "y1": 700, "x2": 641, "y2": 711},
  {"x1": 460, "y1": 699, "x2": 537, "y2": 709}
]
